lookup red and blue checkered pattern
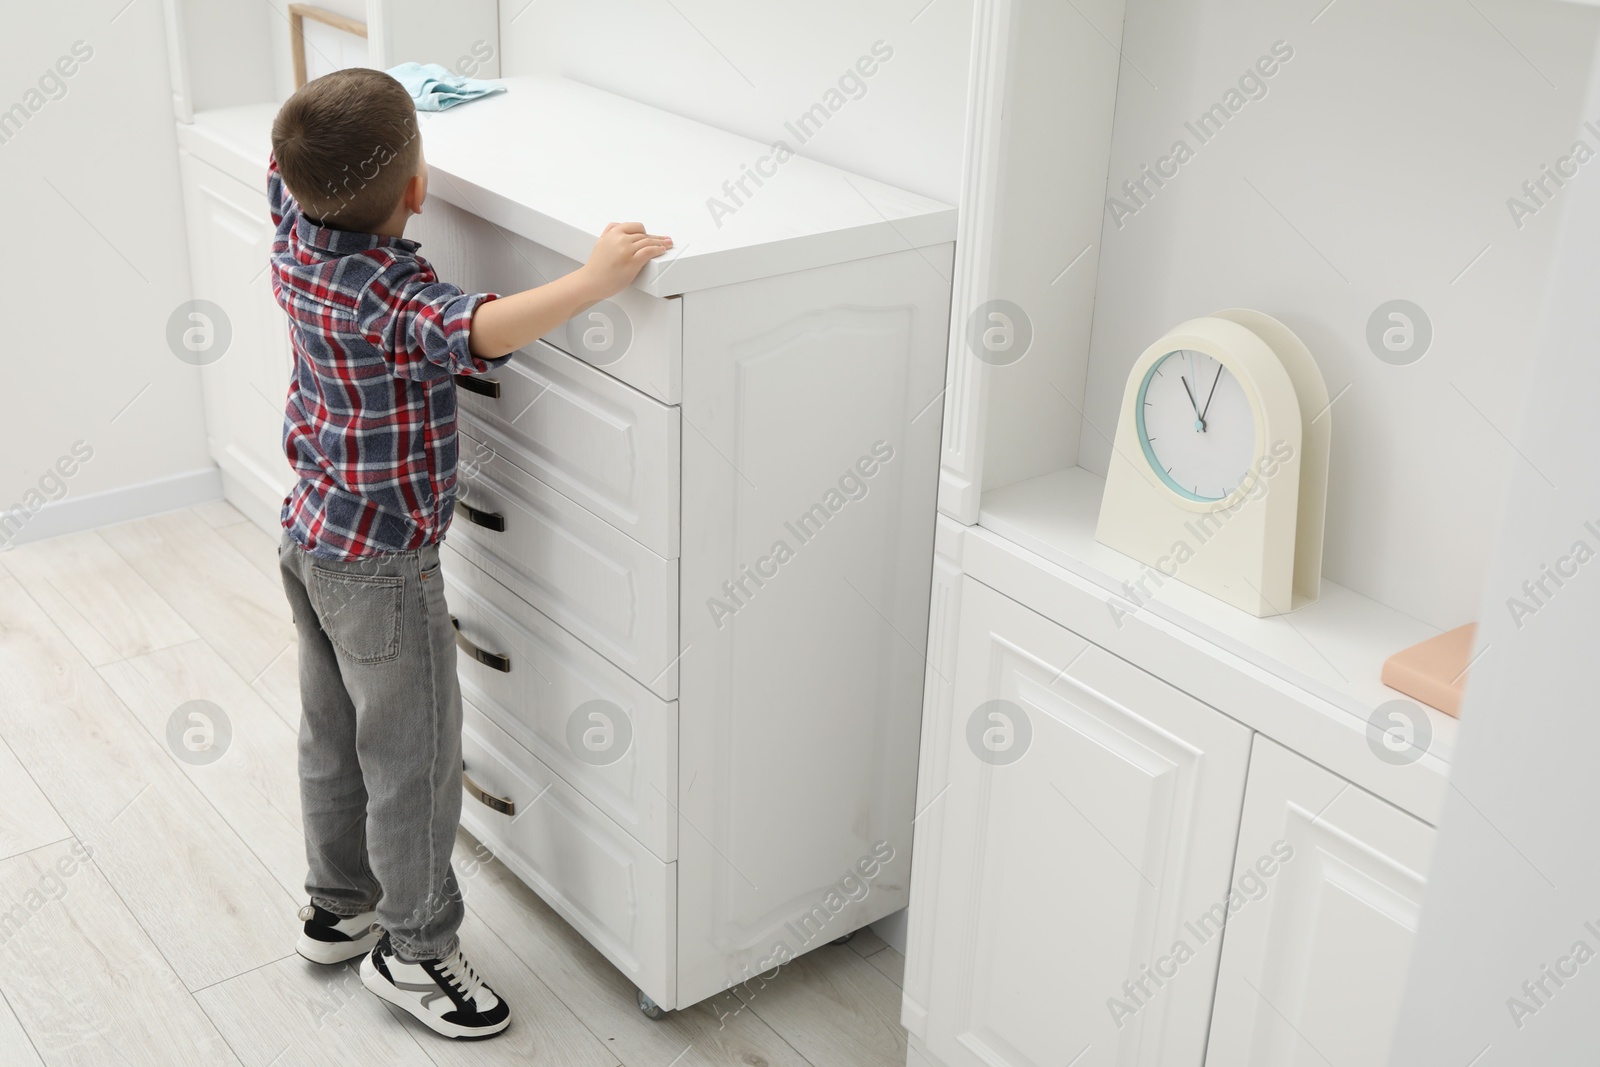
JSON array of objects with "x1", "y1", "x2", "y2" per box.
[{"x1": 267, "y1": 156, "x2": 505, "y2": 560}]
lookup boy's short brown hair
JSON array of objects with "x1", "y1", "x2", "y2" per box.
[{"x1": 271, "y1": 68, "x2": 421, "y2": 233}]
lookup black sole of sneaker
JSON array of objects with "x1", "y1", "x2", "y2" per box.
[{"x1": 360, "y1": 957, "x2": 511, "y2": 1040}]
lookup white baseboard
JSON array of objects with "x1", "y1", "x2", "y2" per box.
[
  {"x1": 212, "y1": 447, "x2": 294, "y2": 538},
  {"x1": 1, "y1": 467, "x2": 224, "y2": 548}
]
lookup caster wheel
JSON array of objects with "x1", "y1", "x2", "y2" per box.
[
  {"x1": 830, "y1": 931, "x2": 856, "y2": 946},
  {"x1": 637, "y1": 987, "x2": 666, "y2": 1020}
]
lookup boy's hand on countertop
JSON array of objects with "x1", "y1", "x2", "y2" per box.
[
  {"x1": 465, "y1": 222, "x2": 671, "y2": 361},
  {"x1": 579, "y1": 222, "x2": 673, "y2": 299}
]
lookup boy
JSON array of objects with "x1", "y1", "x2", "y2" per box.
[{"x1": 267, "y1": 68, "x2": 670, "y2": 1040}]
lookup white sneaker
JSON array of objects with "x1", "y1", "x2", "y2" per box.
[
  {"x1": 360, "y1": 933, "x2": 511, "y2": 1040},
  {"x1": 295, "y1": 903, "x2": 382, "y2": 965}
]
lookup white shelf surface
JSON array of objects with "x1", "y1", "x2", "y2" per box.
[
  {"x1": 176, "y1": 103, "x2": 278, "y2": 188},
  {"x1": 980, "y1": 466, "x2": 1460, "y2": 761},
  {"x1": 418, "y1": 77, "x2": 957, "y2": 297}
]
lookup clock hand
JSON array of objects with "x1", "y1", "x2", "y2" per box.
[
  {"x1": 1181, "y1": 375, "x2": 1205, "y2": 432},
  {"x1": 1200, "y1": 363, "x2": 1224, "y2": 424}
]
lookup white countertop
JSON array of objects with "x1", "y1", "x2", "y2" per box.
[
  {"x1": 178, "y1": 78, "x2": 956, "y2": 298},
  {"x1": 417, "y1": 77, "x2": 956, "y2": 297},
  {"x1": 980, "y1": 465, "x2": 1460, "y2": 764}
]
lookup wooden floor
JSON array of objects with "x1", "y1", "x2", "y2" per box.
[{"x1": 0, "y1": 503, "x2": 908, "y2": 1067}]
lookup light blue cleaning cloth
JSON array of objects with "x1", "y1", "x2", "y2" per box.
[{"x1": 386, "y1": 62, "x2": 506, "y2": 112}]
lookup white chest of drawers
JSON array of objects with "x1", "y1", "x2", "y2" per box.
[{"x1": 406, "y1": 77, "x2": 956, "y2": 1014}]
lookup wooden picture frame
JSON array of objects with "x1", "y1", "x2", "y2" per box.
[{"x1": 288, "y1": 3, "x2": 368, "y2": 89}]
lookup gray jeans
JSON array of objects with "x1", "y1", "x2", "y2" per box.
[{"x1": 278, "y1": 533, "x2": 464, "y2": 960}]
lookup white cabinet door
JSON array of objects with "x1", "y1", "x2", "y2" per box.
[
  {"x1": 1205, "y1": 737, "x2": 1434, "y2": 1067},
  {"x1": 915, "y1": 577, "x2": 1251, "y2": 1067},
  {"x1": 178, "y1": 150, "x2": 294, "y2": 532},
  {"x1": 672, "y1": 248, "x2": 950, "y2": 1008}
]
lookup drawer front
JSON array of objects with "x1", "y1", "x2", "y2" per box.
[
  {"x1": 450, "y1": 430, "x2": 680, "y2": 698},
  {"x1": 457, "y1": 340, "x2": 680, "y2": 560},
  {"x1": 410, "y1": 199, "x2": 681, "y2": 404},
  {"x1": 459, "y1": 701, "x2": 677, "y2": 1009},
  {"x1": 442, "y1": 543, "x2": 678, "y2": 858}
]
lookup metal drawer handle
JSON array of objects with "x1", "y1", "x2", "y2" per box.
[
  {"x1": 450, "y1": 615, "x2": 511, "y2": 672},
  {"x1": 463, "y1": 769, "x2": 515, "y2": 816},
  {"x1": 454, "y1": 374, "x2": 501, "y2": 399},
  {"x1": 459, "y1": 502, "x2": 505, "y2": 532}
]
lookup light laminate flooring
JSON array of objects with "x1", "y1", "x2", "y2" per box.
[{"x1": 0, "y1": 503, "x2": 907, "y2": 1067}]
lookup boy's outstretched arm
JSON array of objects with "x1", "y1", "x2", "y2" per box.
[{"x1": 468, "y1": 222, "x2": 672, "y2": 360}]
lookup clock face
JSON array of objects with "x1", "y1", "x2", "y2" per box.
[{"x1": 1135, "y1": 349, "x2": 1257, "y2": 502}]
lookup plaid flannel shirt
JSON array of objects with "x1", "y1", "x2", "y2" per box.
[{"x1": 268, "y1": 155, "x2": 507, "y2": 559}]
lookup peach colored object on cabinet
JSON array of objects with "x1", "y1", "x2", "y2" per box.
[{"x1": 1382, "y1": 623, "x2": 1477, "y2": 718}]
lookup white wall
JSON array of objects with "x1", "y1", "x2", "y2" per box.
[
  {"x1": 1389, "y1": 47, "x2": 1600, "y2": 1063},
  {"x1": 977, "y1": 0, "x2": 1125, "y2": 496},
  {"x1": 1076, "y1": 0, "x2": 1600, "y2": 630},
  {"x1": 168, "y1": 0, "x2": 370, "y2": 118},
  {"x1": 497, "y1": 0, "x2": 973, "y2": 205},
  {"x1": 1, "y1": 0, "x2": 213, "y2": 542}
]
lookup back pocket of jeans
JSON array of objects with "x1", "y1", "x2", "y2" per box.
[{"x1": 311, "y1": 569, "x2": 404, "y2": 664}]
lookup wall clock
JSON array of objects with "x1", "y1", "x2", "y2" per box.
[{"x1": 1095, "y1": 310, "x2": 1330, "y2": 617}]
